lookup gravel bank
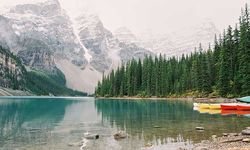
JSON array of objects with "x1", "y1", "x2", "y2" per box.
[{"x1": 193, "y1": 127, "x2": 250, "y2": 150}]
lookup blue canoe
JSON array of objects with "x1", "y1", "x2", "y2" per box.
[{"x1": 236, "y1": 96, "x2": 250, "y2": 103}]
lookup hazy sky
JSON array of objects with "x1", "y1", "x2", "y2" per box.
[{"x1": 0, "y1": 0, "x2": 249, "y2": 34}]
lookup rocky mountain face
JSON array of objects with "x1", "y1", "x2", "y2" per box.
[
  {"x1": 0, "y1": 46, "x2": 25, "y2": 90},
  {"x1": 0, "y1": 0, "x2": 152, "y2": 93},
  {"x1": 114, "y1": 22, "x2": 220, "y2": 58},
  {"x1": 75, "y1": 14, "x2": 113, "y2": 72},
  {"x1": 0, "y1": 0, "x2": 88, "y2": 73},
  {"x1": 114, "y1": 27, "x2": 138, "y2": 44},
  {"x1": 75, "y1": 14, "x2": 153, "y2": 72}
]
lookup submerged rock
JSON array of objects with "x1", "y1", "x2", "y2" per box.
[
  {"x1": 241, "y1": 129, "x2": 250, "y2": 135},
  {"x1": 84, "y1": 132, "x2": 99, "y2": 140},
  {"x1": 242, "y1": 138, "x2": 250, "y2": 142},
  {"x1": 194, "y1": 146, "x2": 209, "y2": 150},
  {"x1": 212, "y1": 135, "x2": 217, "y2": 140},
  {"x1": 68, "y1": 138, "x2": 88, "y2": 148},
  {"x1": 153, "y1": 126, "x2": 161, "y2": 128},
  {"x1": 223, "y1": 133, "x2": 229, "y2": 136},
  {"x1": 144, "y1": 143, "x2": 153, "y2": 147},
  {"x1": 114, "y1": 132, "x2": 127, "y2": 140},
  {"x1": 196, "y1": 127, "x2": 205, "y2": 130},
  {"x1": 67, "y1": 141, "x2": 83, "y2": 147},
  {"x1": 229, "y1": 133, "x2": 239, "y2": 136}
]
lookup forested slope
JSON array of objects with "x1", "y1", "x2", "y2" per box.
[
  {"x1": 95, "y1": 5, "x2": 250, "y2": 98},
  {"x1": 0, "y1": 46, "x2": 87, "y2": 96}
]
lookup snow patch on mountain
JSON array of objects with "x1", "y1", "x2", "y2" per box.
[
  {"x1": 136, "y1": 20, "x2": 220, "y2": 57},
  {"x1": 0, "y1": 0, "x2": 90, "y2": 86},
  {"x1": 114, "y1": 27, "x2": 138, "y2": 44},
  {"x1": 71, "y1": 18, "x2": 92, "y2": 63}
]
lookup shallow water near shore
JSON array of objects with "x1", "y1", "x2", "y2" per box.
[{"x1": 0, "y1": 97, "x2": 249, "y2": 150}]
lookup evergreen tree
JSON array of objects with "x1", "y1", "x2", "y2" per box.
[
  {"x1": 239, "y1": 4, "x2": 250, "y2": 95},
  {"x1": 218, "y1": 31, "x2": 230, "y2": 96},
  {"x1": 95, "y1": 4, "x2": 250, "y2": 98}
]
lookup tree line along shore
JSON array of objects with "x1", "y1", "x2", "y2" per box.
[{"x1": 95, "y1": 5, "x2": 250, "y2": 99}]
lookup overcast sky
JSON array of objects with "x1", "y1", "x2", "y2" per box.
[{"x1": 0, "y1": 0, "x2": 249, "y2": 34}]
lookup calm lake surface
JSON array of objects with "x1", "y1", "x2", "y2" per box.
[{"x1": 0, "y1": 97, "x2": 249, "y2": 150}]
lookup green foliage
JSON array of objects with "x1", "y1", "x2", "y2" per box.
[
  {"x1": 137, "y1": 91, "x2": 149, "y2": 98},
  {"x1": 25, "y1": 69, "x2": 87, "y2": 96},
  {"x1": 238, "y1": 4, "x2": 250, "y2": 96},
  {"x1": 96, "y1": 4, "x2": 250, "y2": 98},
  {"x1": 0, "y1": 45, "x2": 87, "y2": 96}
]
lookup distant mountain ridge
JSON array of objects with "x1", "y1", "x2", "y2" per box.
[{"x1": 114, "y1": 22, "x2": 220, "y2": 57}]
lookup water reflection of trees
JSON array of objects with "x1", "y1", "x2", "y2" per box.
[
  {"x1": 95, "y1": 99, "x2": 250, "y2": 144},
  {"x1": 0, "y1": 99, "x2": 73, "y2": 144}
]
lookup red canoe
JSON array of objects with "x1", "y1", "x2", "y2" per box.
[
  {"x1": 220, "y1": 103, "x2": 238, "y2": 110},
  {"x1": 221, "y1": 110, "x2": 237, "y2": 115},
  {"x1": 237, "y1": 104, "x2": 250, "y2": 111},
  {"x1": 236, "y1": 110, "x2": 250, "y2": 115}
]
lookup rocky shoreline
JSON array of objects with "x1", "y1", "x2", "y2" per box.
[{"x1": 193, "y1": 127, "x2": 250, "y2": 150}]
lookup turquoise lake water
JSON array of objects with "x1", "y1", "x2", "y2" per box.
[{"x1": 0, "y1": 97, "x2": 249, "y2": 150}]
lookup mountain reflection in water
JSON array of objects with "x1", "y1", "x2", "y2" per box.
[{"x1": 0, "y1": 98, "x2": 249, "y2": 150}]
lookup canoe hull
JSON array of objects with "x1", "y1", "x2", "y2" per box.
[
  {"x1": 237, "y1": 105, "x2": 250, "y2": 111},
  {"x1": 209, "y1": 109, "x2": 221, "y2": 114},
  {"x1": 209, "y1": 104, "x2": 221, "y2": 110},
  {"x1": 199, "y1": 104, "x2": 210, "y2": 109},
  {"x1": 237, "y1": 111, "x2": 250, "y2": 115},
  {"x1": 221, "y1": 110, "x2": 237, "y2": 115},
  {"x1": 198, "y1": 108, "x2": 210, "y2": 114},
  {"x1": 221, "y1": 104, "x2": 237, "y2": 110},
  {"x1": 236, "y1": 96, "x2": 250, "y2": 103}
]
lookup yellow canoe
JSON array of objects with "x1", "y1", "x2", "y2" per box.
[
  {"x1": 199, "y1": 103, "x2": 210, "y2": 109},
  {"x1": 209, "y1": 109, "x2": 221, "y2": 114},
  {"x1": 198, "y1": 108, "x2": 210, "y2": 114},
  {"x1": 209, "y1": 104, "x2": 221, "y2": 110}
]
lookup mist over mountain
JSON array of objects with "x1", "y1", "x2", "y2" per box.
[
  {"x1": 114, "y1": 21, "x2": 220, "y2": 58},
  {"x1": 0, "y1": 0, "x2": 222, "y2": 94},
  {"x1": 0, "y1": 0, "x2": 153, "y2": 93}
]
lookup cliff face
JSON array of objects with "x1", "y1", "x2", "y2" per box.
[
  {"x1": 0, "y1": 46, "x2": 25, "y2": 90},
  {"x1": 18, "y1": 48, "x2": 56, "y2": 73},
  {"x1": 75, "y1": 13, "x2": 153, "y2": 72},
  {"x1": 0, "y1": 0, "x2": 87, "y2": 73}
]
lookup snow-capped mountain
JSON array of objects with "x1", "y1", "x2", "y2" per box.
[
  {"x1": 74, "y1": 13, "x2": 153, "y2": 72},
  {"x1": 114, "y1": 27, "x2": 138, "y2": 44},
  {"x1": 75, "y1": 13, "x2": 114, "y2": 72},
  {"x1": 0, "y1": 0, "x2": 87, "y2": 72},
  {"x1": 136, "y1": 21, "x2": 220, "y2": 57},
  {"x1": 0, "y1": 0, "x2": 152, "y2": 93}
]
